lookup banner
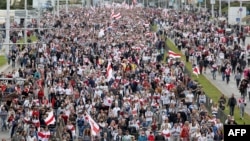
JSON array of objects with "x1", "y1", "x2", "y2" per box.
[{"x1": 210, "y1": 0, "x2": 215, "y2": 4}]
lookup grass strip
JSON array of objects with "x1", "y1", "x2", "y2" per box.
[{"x1": 166, "y1": 39, "x2": 250, "y2": 124}]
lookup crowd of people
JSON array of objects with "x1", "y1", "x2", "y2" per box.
[{"x1": 0, "y1": 2, "x2": 249, "y2": 141}]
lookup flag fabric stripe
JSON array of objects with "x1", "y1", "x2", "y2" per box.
[
  {"x1": 38, "y1": 131, "x2": 51, "y2": 141},
  {"x1": 193, "y1": 66, "x2": 200, "y2": 76},
  {"x1": 86, "y1": 112, "x2": 100, "y2": 136},
  {"x1": 168, "y1": 50, "x2": 181, "y2": 58},
  {"x1": 106, "y1": 62, "x2": 113, "y2": 81},
  {"x1": 44, "y1": 111, "x2": 56, "y2": 125}
]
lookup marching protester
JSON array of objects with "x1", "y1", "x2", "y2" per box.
[
  {"x1": 238, "y1": 96, "x2": 246, "y2": 119},
  {"x1": 3, "y1": 1, "x2": 250, "y2": 140}
]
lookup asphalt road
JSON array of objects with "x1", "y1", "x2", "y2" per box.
[
  {"x1": 181, "y1": 37, "x2": 250, "y2": 117},
  {"x1": 202, "y1": 37, "x2": 250, "y2": 116}
]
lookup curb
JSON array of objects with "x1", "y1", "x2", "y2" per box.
[{"x1": 0, "y1": 64, "x2": 12, "y2": 73}]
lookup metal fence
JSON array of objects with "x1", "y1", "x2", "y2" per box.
[{"x1": 203, "y1": 94, "x2": 228, "y2": 123}]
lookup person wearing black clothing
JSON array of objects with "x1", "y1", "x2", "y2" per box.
[
  {"x1": 11, "y1": 53, "x2": 16, "y2": 68},
  {"x1": 227, "y1": 94, "x2": 237, "y2": 116},
  {"x1": 185, "y1": 48, "x2": 189, "y2": 62},
  {"x1": 220, "y1": 65, "x2": 226, "y2": 81},
  {"x1": 115, "y1": 129, "x2": 123, "y2": 141},
  {"x1": 218, "y1": 94, "x2": 226, "y2": 110},
  {"x1": 155, "y1": 131, "x2": 165, "y2": 141},
  {"x1": 198, "y1": 59, "x2": 204, "y2": 75}
]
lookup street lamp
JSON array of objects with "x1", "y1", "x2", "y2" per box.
[
  {"x1": 57, "y1": 0, "x2": 59, "y2": 17},
  {"x1": 6, "y1": 0, "x2": 10, "y2": 55},
  {"x1": 211, "y1": 0, "x2": 215, "y2": 18},
  {"x1": 24, "y1": 0, "x2": 27, "y2": 46},
  {"x1": 66, "y1": 0, "x2": 68, "y2": 14},
  {"x1": 219, "y1": 0, "x2": 221, "y2": 17},
  {"x1": 239, "y1": 0, "x2": 242, "y2": 33}
]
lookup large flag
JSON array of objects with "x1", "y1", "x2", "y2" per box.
[
  {"x1": 112, "y1": 13, "x2": 121, "y2": 20},
  {"x1": 106, "y1": 62, "x2": 113, "y2": 81},
  {"x1": 193, "y1": 66, "x2": 200, "y2": 77},
  {"x1": 86, "y1": 112, "x2": 100, "y2": 136},
  {"x1": 168, "y1": 51, "x2": 181, "y2": 58},
  {"x1": 38, "y1": 131, "x2": 50, "y2": 141},
  {"x1": 44, "y1": 111, "x2": 56, "y2": 125},
  {"x1": 103, "y1": 96, "x2": 113, "y2": 107}
]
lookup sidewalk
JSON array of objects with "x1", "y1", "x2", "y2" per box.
[
  {"x1": 203, "y1": 71, "x2": 250, "y2": 115},
  {"x1": 202, "y1": 37, "x2": 250, "y2": 116},
  {"x1": 0, "y1": 64, "x2": 11, "y2": 73},
  {"x1": 178, "y1": 37, "x2": 250, "y2": 116}
]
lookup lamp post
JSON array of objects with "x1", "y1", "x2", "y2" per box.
[
  {"x1": 57, "y1": 0, "x2": 59, "y2": 17},
  {"x1": 239, "y1": 0, "x2": 242, "y2": 33},
  {"x1": 6, "y1": 0, "x2": 10, "y2": 55},
  {"x1": 211, "y1": 0, "x2": 215, "y2": 18},
  {"x1": 66, "y1": 0, "x2": 68, "y2": 14},
  {"x1": 205, "y1": 0, "x2": 207, "y2": 11},
  {"x1": 38, "y1": 0, "x2": 41, "y2": 34},
  {"x1": 24, "y1": 0, "x2": 27, "y2": 46},
  {"x1": 219, "y1": 0, "x2": 221, "y2": 17}
]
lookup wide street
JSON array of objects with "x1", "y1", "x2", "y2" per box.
[{"x1": 202, "y1": 37, "x2": 250, "y2": 116}]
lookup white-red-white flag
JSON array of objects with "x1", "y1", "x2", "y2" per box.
[
  {"x1": 168, "y1": 51, "x2": 181, "y2": 58},
  {"x1": 106, "y1": 62, "x2": 113, "y2": 81},
  {"x1": 44, "y1": 111, "x2": 56, "y2": 125},
  {"x1": 38, "y1": 131, "x2": 50, "y2": 141},
  {"x1": 112, "y1": 13, "x2": 121, "y2": 20},
  {"x1": 193, "y1": 66, "x2": 200, "y2": 77},
  {"x1": 86, "y1": 112, "x2": 100, "y2": 136},
  {"x1": 103, "y1": 96, "x2": 113, "y2": 107},
  {"x1": 67, "y1": 124, "x2": 76, "y2": 136}
]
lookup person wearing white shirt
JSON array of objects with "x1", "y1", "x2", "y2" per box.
[
  {"x1": 161, "y1": 118, "x2": 171, "y2": 130},
  {"x1": 198, "y1": 133, "x2": 207, "y2": 141},
  {"x1": 193, "y1": 128, "x2": 201, "y2": 141},
  {"x1": 145, "y1": 107, "x2": 153, "y2": 127},
  {"x1": 206, "y1": 128, "x2": 214, "y2": 141},
  {"x1": 65, "y1": 87, "x2": 72, "y2": 96},
  {"x1": 171, "y1": 123, "x2": 181, "y2": 141},
  {"x1": 112, "y1": 103, "x2": 120, "y2": 118},
  {"x1": 27, "y1": 135, "x2": 37, "y2": 141},
  {"x1": 185, "y1": 91, "x2": 194, "y2": 108},
  {"x1": 58, "y1": 87, "x2": 65, "y2": 95},
  {"x1": 23, "y1": 98, "x2": 31, "y2": 108},
  {"x1": 161, "y1": 93, "x2": 170, "y2": 108},
  {"x1": 77, "y1": 67, "x2": 83, "y2": 76},
  {"x1": 57, "y1": 67, "x2": 62, "y2": 75},
  {"x1": 98, "y1": 119, "x2": 106, "y2": 128},
  {"x1": 13, "y1": 70, "x2": 19, "y2": 78},
  {"x1": 190, "y1": 121, "x2": 199, "y2": 141},
  {"x1": 94, "y1": 88, "x2": 103, "y2": 98}
]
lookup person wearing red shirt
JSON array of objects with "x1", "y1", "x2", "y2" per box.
[
  {"x1": 148, "y1": 132, "x2": 155, "y2": 141},
  {"x1": 32, "y1": 107, "x2": 40, "y2": 118},
  {"x1": 181, "y1": 121, "x2": 190, "y2": 141},
  {"x1": 38, "y1": 88, "x2": 44, "y2": 103},
  {"x1": 41, "y1": 97, "x2": 49, "y2": 106},
  {"x1": 61, "y1": 112, "x2": 68, "y2": 125},
  {"x1": 166, "y1": 82, "x2": 175, "y2": 91}
]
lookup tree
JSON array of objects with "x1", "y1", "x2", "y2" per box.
[{"x1": 0, "y1": 0, "x2": 7, "y2": 9}]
